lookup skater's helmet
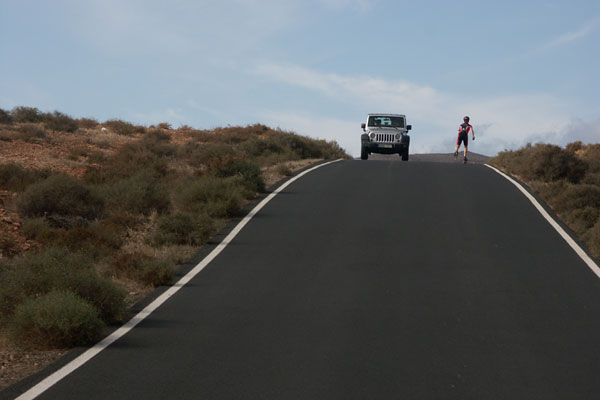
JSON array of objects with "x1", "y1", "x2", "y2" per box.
[{"x1": 463, "y1": 116, "x2": 470, "y2": 122}]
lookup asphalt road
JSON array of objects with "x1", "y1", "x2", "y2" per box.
[{"x1": 11, "y1": 159, "x2": 600, "y2": 399}]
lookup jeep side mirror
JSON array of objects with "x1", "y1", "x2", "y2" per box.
[
  {"x1": 361, "y1": 123, "x2": 366, "y2": 130},
  {"x1": 407, "y1": 125, "x2": 412, "y2": 131}
]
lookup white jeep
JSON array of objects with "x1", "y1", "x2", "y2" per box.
[{"x1": 360, "y1": 114, "x2": 412, "y2": 160}]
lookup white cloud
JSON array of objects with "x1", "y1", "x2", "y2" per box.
[
  {"x1": 543, "y1": 18, "x2": 600, "y2": 49},
  {"x1": 253, "y1": 62, "x2": 594, "y2": 156}
]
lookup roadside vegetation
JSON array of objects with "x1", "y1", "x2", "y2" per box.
[
  {"x1": 0, "y1": 106, "x2": 349, "y2": 350},
  {"x1": 489, "y1": 142, "x2": 600, "y2": 258}
]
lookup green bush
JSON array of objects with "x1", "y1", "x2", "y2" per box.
[
  {"x1": 137, "y1": 259, "x2": 174, "y2": 286},
  {"x1": 18, "y1": 174, "x2": 105, "y2": 220},
  {"x1": 44, "y1": 111, "x2": 79, "y2": 133},
  {"x1": 151, "y1": 212, "x2": 215, "y2": 246},
  {"x1": 101, "y1": 170, "x2": 170, "y2": 215},
  {"x1": 0, "y1": 163, "x2": 51, "y2": 191},
  {"x1": 0, "y1": 248, "x2": 126, "y2": 323},
  {"x1": 22, "y1": 218, "x2": 123, "y2": 256},
  {"x1": 10, "y1": 290, "x2": 104, "y2": 349},
  {"x1": 83, "y1": 143, "x2": 169, "y2": 184},
  {"x1": 175, "y1": 176, "x2": 244, "y2": 218},
  {"x1": 216, "y1": 159, "x2": 265, "y2": 193}
]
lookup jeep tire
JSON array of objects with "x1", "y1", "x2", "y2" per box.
[
  {"x1": 361, "y1": 146, "x2": 368, "y2": 160},
  {"x1": 401, "y1": 147, "x2": 409, "y2": 161}
]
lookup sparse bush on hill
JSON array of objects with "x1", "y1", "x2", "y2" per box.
[
  {"x1": 157, "y1": 122, "x2": 172, "y2": 130},
  {"x1": 11, "y1": 106, "x2": 44, "y2": 123},
  {"x1": 144, "y1": 128, "x2": 171, "y2": 143},
  {"x1": 44, "y1": 111, "x2": 79, "y2": 133},
  {"x1": 18, "y1": 174, "x2": 105, "y2": 220},
  {"x1": 16, "y1": 123, "x2": 49, "y2": 143},
  {"x1": 101, "y1": 170, "x2": 170, "y2": 215},
  {"x1": 78, "y1": 117, "x2": 99, "y2": 129},
  {"x1": 490, "y1": 142, "x2": 600, "y2": 258},
  {"x1": 83, "y1": 143, "x2": 169, "y2": 184},
  {"x1": 0, "y1": 163, "x2": 52, "y2": 192},
  {"x1": 0, "y1": 108, "x2": 12, "y2": 124},
  {"x1": 216, "y1": 159, "x2": 265, "y2": 193},
  {"x1": 10, "y1": 290, "x2": 104, "y2": 349},
  {"x1": 185, "y1": 142, "x2": 238, "y2": 170},
  {"x1": 103, "y1": 119, "x2": 145, "y2": 135}
]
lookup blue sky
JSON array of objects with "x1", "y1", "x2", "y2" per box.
[{"x1": 1, "y1": 0, "x2": 599, "y2": 156}]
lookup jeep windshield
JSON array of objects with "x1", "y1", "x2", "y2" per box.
[{"x1": 368, "y1": 116, "x2": 405, "y2": 128}]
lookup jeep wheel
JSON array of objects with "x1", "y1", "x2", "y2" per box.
[
  {"x1": 401, "y1": 148, "x2": 409, "y2": 161},
  {"x1": 361, "y1": 147, "x2": 368, "y2": 160}
]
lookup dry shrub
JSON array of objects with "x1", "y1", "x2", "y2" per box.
[
  {"x1": 83, "y1": 143, "x2": 169, "y2": 184},
  {"x1": 103, "y1": 119, "x2": 145, "y2": 135},
  {"x1": 0, "y1": 248, "x2": 126, "y2": 323},
  {"x1": 15, "y1": 123, "x2": 49, "y2": 143},
  {"x1": 0, "y1": 108, "x2": 12, "y2": 124},
  {"x1": 78, "y1": 117, "x2": 99, "y2": 129},
  {"x1": 174, "y1": 176, "x2": 245, "y2": 218},
  {"x1": 276, "y1": 163, "x2": 293, "y2": 176},
  {"x1": 68, "y1": 147, "x2": 89, "y2": 160},
  {"x1": 18, "y1": 174, "x2": 104, "y2": 220},
  {"x1": 151, "y1": 212, "x2": 215, "y2": 246},
  {"x1": 491, "y1": 143, "x2": 588, "y2": 183},
  {"x1": 100, "y1": 170, "x2": 171, "y2": 215},
  {"x1": 44, "y1": 111, "x2": 79, "y2": 133},
  {"x1": 10, "y1": 290, "x2": 104, "y2": 349},
  {"x1": 11, "y1": 106, "x2": 43, "y2": 123},
  {"x1": 0, "y1": 163, "x2": 51, "y2": 191},
  {"x1": 216, "y1": 159, "x2": 265, "y2": 193}
]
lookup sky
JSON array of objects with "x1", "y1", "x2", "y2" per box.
[{"x1": 1, "y1": 0, "x2": 599, "y2": 157}]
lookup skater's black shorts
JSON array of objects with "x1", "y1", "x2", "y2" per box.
[{"x1": 457, "y1": 132, "x2": 468, "y2": 147}]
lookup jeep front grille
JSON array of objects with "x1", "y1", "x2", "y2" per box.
[{"x1": 375, "y1": 133, "x2": 395, "y2": 143}]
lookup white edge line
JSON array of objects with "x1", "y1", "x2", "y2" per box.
[
  {"x1": 485, "y1": 164, "x2": 600, "y2": 279},
  {"x1": 16, "y1": 159, "x2": 343, "y2": 400}
]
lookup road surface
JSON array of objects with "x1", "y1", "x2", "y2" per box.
[{"x1": 8, "y1": 159, "x2": 600, "y2": 399}]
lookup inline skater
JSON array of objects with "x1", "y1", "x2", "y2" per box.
[{"x1": 454, "y1": 116, "x2": 475, "y2": 163}]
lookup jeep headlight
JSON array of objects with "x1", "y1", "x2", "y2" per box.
[
  {"x1": 369, "y1": 132, "x2": 375, "y2": 139},
  {"x1": 395, "y1": 133, "x2": 400, "y2": 140}
]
